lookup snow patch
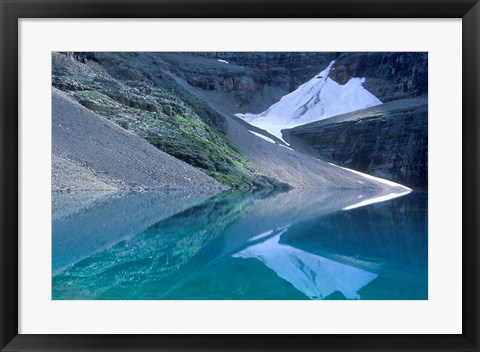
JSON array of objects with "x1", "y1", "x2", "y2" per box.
[
  {"x1": 249, "y1": 130, "x2": 275, "y2": 144},
  {"x1": 323, "y1": 162, "x2": 412, "y2": 210},
  {"x1": 328, "y1": 163, "x2": 412, "y2": 191},
  {"x1": 279, "y1": 144, "x2": 294, "y2": 151},
  {"x1": 236, "y1": 60, "x2": 382, "y2": 139}
]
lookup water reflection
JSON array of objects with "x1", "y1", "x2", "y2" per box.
[
  {"x1": 52, "y1": 190, "x2": 216, "y2": 273},
  {"x1": 52, "y1": 188, "x2": 427, "y2": 300},
  {"x1": 234, "y1": 233, "x2": 378, "y2": 300}
]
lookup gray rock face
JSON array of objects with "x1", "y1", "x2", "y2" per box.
[
  {"x1": 283, "y1": 99, "x2": 428, "y2": 190},
  {"x1": 156, "y1": 52, "x2": 336, "y2": 114},
  {"x1": 52, "y1": 52, "x2": 284, "y2": 189},
  {"x1": 187, "y1": 52, "x2": 427, "y2": 107},
  {"x1": 329, "y1": 52, "x2": 428, "y2": 102},
  {"x1": 158, "y1": 54, "x2": 421, "y2": 191},
  {"x1": 63, "y1": 51, "x2": 427, "y2": 114}
]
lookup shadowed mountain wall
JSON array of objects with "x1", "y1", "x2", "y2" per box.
[{"x1": 283, "y1": 99, "x2": 428, "y2": 190}]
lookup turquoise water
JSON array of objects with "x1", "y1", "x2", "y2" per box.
[{"x1": 52, "y1": 189, "x2": 427, "y2": 300}]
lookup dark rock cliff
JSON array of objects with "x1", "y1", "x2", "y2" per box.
[
  {"x1": 187, "y1": 52, "x2": 336, "y2": 111},
  {"x1": 329, "y1": 52, "x2": 428, "y2": 102},
  {"x1": 283, "y1": 99, "x2": 428, "y2": 190},
  {"x1": 59, "y1": 51, "x2": 427, "y2": 119},
  {"x1": 187, "y1": 52, "x2": 427, "y2": 108}
]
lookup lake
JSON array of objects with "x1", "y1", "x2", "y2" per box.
[{"x1": 52, "y1": 188, "x2": 427, "y2": 300}]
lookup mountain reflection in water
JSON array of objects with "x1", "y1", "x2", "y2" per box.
[
  {"x1": 52, "y1": 188, "x2": 427, "y2": 300},
  {"x1": 234, "y1": 233, "x2": 378, "y2": 300}
]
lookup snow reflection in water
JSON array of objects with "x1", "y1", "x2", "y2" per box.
[{"x1": 235, "y1": 232, "x2": 377, "y2": 300}]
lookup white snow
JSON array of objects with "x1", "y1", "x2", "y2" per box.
[
  {"x1": 279, "y1": 144, "x2": 294, "y2": 151},
  {"x1": 249, "y1": 130, "x2": 275, "y2": 144},
  {"x1": 217, "y1": 59, "x2": 229, "y2": 64},
  {"x1": 328, "y1": 163, "x2": 413, "y2": 191},
  {"x1": 234, "y1": 233, "x2": 377, "y2": 300},
  {"x1": 236, "y1": 60, "x2": 382, "y2": 139},
  {"x1": 324, "y1": 162, "x2": 412, "y2": 210}
]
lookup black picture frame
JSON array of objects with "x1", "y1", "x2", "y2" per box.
[{"x1": 1, "y1": 0, "x2": 479, "y2": 351}]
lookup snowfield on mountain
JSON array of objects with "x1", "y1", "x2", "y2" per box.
[{"x1": 236, "y1": 61, "x2": 382, "y2": 140}]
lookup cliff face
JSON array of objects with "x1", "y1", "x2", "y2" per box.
[
  {"x1": 283, "y1": 99, "x2": 428, "y2": 190},
  {"x1": 183, "y1": 52, "x2": 427, "y2": 109},
  {"x1": 329, "y1": 52, "x2": 428, "y2": 102},
  {"x1": 60, "y1": 51, "x2": 427, "y2": 123},
  {"x1": 150, "y1": 52, "x2": 321, "y2": 115},
  {"x1": 186, "y1": 52, "x2": 336, "y2": 112}
]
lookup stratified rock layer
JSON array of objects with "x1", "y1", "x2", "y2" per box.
[
  {"x1": 283, "y1": 99, "x2": 428, "y2": 190},
  {"x1": 329, "y1": 52, "x2": 428, "y2": 102},
  {"x1": 188, "y1": 52, "x2": 427, "y2": 107}
]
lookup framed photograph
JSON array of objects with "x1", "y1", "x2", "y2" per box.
[{"x1": 1, "y1": 0, "x2": 478, "y2": 351}]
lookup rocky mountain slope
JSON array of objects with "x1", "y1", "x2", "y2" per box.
[
  {"x1": 174, "y1": 52, "x2": 427, "y2": 190},
  {"x1": 160, "y1": 56, "x2": 411, "y2": 190},
  {"x1": 159, "y1": 52, "x2": 336, "y2": 115},
  {"x1": 53, "y1": 52, "x2": 280, "y2": 189},
  {"x1": 54, "y1": 52, "x2": 420, "y2": 191},
  {"x1": 283, "y1": 99, "x2": 428, "y2": 190},
  {"x1": 52, "y1": 88, "x2": 227, "y2": 192}
]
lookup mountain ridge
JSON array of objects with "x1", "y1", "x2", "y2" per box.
[{"x1": 52, "y1": 52, "x2": 426, "y2": 192}]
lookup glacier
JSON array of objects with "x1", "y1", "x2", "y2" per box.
[{"x1": 236, "y1": 60, "x2": 382, "y2": 140}]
